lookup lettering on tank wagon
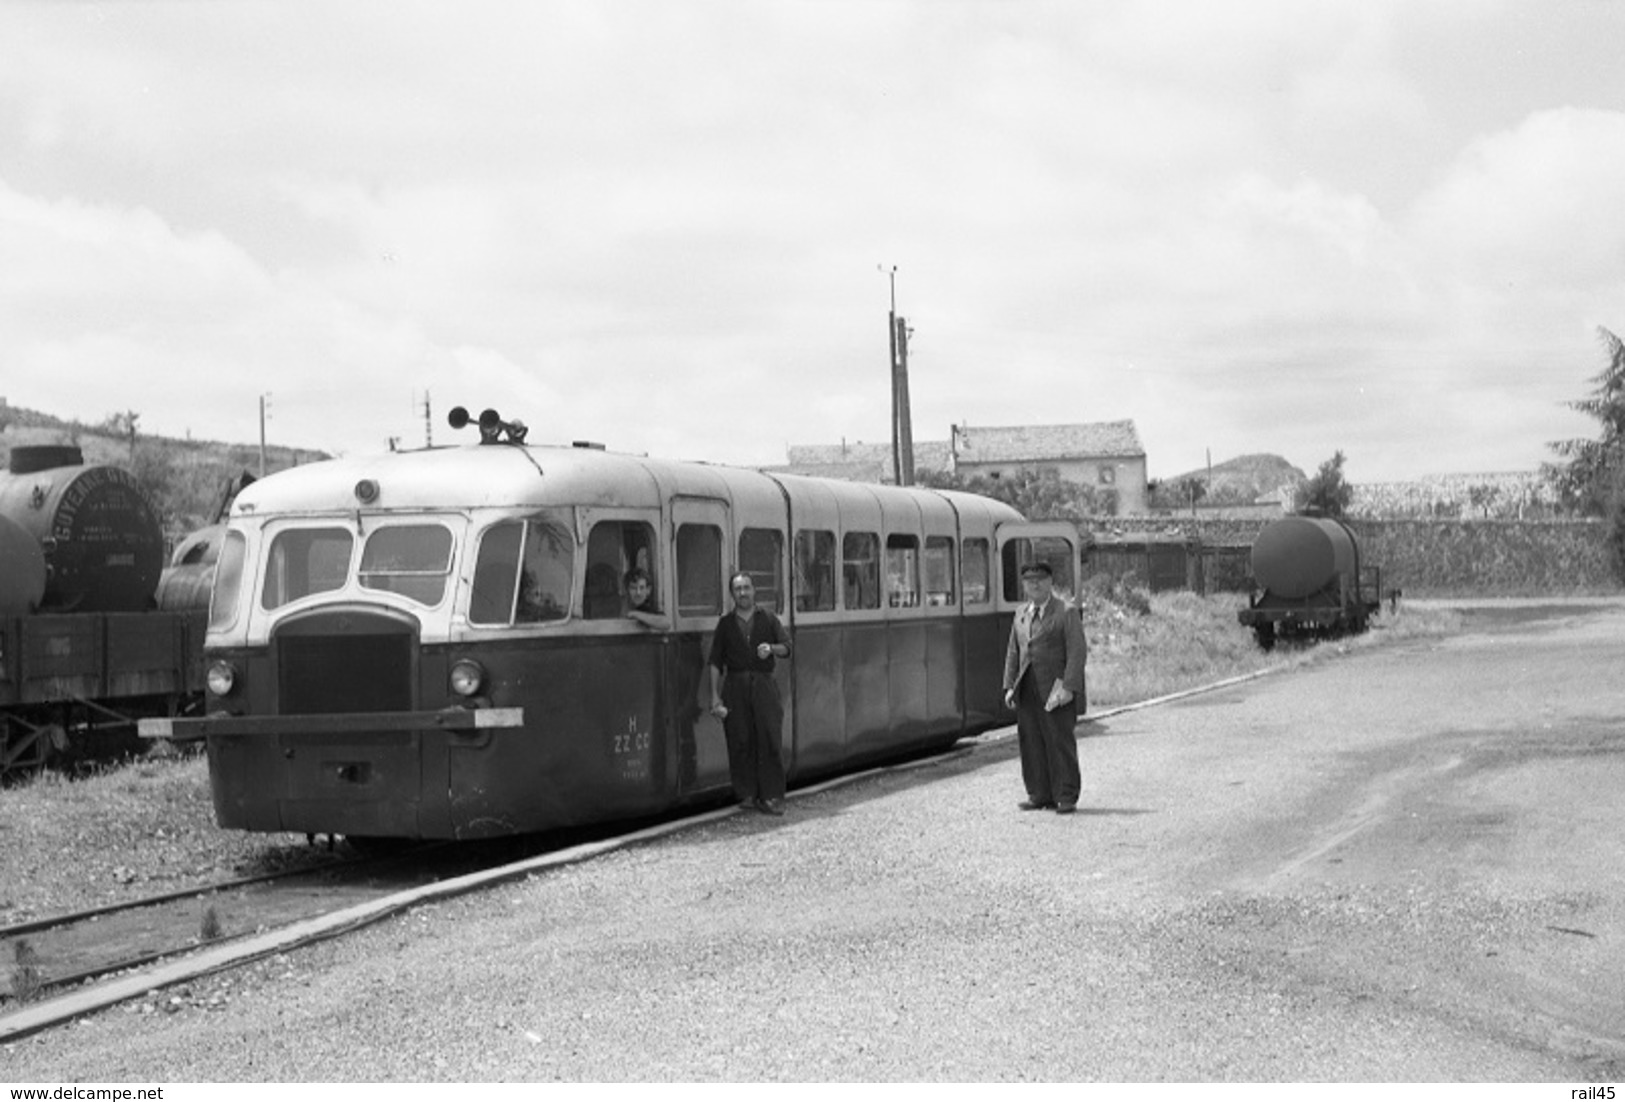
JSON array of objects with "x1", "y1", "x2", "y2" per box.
[
  {"x1": 51, "y1": 468, "x2": 143, "y2": 544},
  {"x1": 614, "y1": 712, "x2": 652, "y2": 783}
]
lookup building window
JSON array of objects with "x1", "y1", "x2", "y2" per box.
[{"x1": 1099, "y1": 466, "x2": 1116, "y2": 485}]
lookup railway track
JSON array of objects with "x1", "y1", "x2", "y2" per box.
[
  {"x1": 0, "y1": 797, "x2": 768, "y2": 1044},
  {"x1": 0, "y1": 847, "x2": 432, "y2": 1004},
  {"x1": 1, "y1": 733, "x2": 1186, "y2": 1046}
]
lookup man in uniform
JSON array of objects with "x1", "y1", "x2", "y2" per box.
[
  {"x1": 1002, "y1": 561, "x2": 1088, "y2": 814},
  {"x1": 708, "y1": 572, "x2": 792, "y2": 815}
]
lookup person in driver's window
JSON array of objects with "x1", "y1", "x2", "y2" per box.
[{"x1": 623, "y1": 567, "x2": 670, "y2": 631}]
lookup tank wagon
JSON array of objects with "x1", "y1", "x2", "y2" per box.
[
  {"x1": 139, "y1": 407, "x2": 1080, "y2": 842},
  {"x1": 1, "y1": 446, "x2": 208, "y2": 779},
  {"x1": 1238, "y1": 513, "x2": 1382, "y2": 650},
  {"x1": 0, "y1": 445, "x2": 166, "y2": 612}
]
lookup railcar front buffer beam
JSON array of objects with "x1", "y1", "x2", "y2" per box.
[{"x1": 137, "y1": 706, "x2": 525, "y2": 742}]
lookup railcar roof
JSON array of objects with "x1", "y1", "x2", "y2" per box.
[{"x1": 230, "y1": 443, "x2": 1027, "y2": 524}]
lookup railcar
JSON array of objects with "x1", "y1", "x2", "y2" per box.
[
  {"x1": 140, "y1": 408, "x2": 1080, "y2": 841},
  {"x1": 1237, "y1": 513, "x2": 1382, "y2": 649},
  {"x1": 0, "y1": 446, "x2": 208, "y2": 779}
]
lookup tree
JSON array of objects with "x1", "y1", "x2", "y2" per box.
[
  {"x1": 1295, "y1": 451, "x2": 1353, "y2": 517},
  {"x1": 919, "y1": 466, "x2": 1104, "y2": 521},
  {"x1": 1546, "y1": 326, "x2": 1625, "y2": 516},
  {"x1": 1546, "y1": 326, "x2": 1625, "y2": 581},
  {"x1": 1173, "y1": 477, "x2": 1206, "y2": 514}
]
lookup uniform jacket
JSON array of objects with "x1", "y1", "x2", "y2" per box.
[{"x1": 1003, "y1": 596, "x2": 1088, "y2": 700}]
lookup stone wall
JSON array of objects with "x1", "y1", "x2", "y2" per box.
[{"x1": 1082, "y1": 516, "x2": 1618, "y2": 597}]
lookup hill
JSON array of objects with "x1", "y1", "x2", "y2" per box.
[
  {"x1": 1157, "y1": 453, "x2": 1307, "y2": 507},
  {"x1": 0, "y1": 399, "x2": 326, "y2": 546}
]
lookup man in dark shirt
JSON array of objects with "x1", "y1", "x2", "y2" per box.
[{"x1": 708, "y1": 572, "x2": 792, "y2": 815}]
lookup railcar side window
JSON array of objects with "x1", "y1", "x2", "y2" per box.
[
  {"x1": 963, "y1": 538, "x2": 990, "y2": 604},
  {"x1": 261, "y1": 528, "x2": 353, "y2": 610},
  {"x1": 518, "y1": 513, "x2": 574, "y2": 623},
  {"x1": 359, "y1": 525, "x2": 454, "y2": 607},
  {"x1": 738, "y1": 528, "x2": 783, "y2": 614},
  {"x1": 209, "y1": 529, "x2": 248, "y2": 631},
  {"x1": 1002, "y1": 537, "x2": 1075, "y2": 602},
  {"x1": 794, "y1": 529, "x2": 836, "y2": 612},
  {"x1": 675, "y1": 523, "x2": 723, "y2": 618},
  {"x1": 842, "y1": 531, "x2": 880, "y2": 610},
  {"x1": 885, "y1": 534, "x2": 920, "y2": 608},
  {"x1": 470, "y1": 512, "x2": 573, "y2": 625},
  {"x1": 585, "y1": 520, "x2": 658, "y2": 620},
  {"x1": 924, "y1": 536, "x2": 955, "y2": 606}
]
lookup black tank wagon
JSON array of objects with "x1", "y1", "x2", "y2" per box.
[
  {"x1": 139, "y1": 407, "x2": 1080, "y2": 842},
  {"x1": 1238, "y1": 513, "x2": 1382, "y2": 650}
]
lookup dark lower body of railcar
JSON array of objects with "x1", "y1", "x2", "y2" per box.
[
  {"x1": 198, "y1": 615, "x2": 1013, "y2": 840},
  {"x1": 1238, "y1": 587, "x2": 1379, "y2": 650},
  {"x1": 1, "y1": 610, "x2": 209, "y2": 781}
]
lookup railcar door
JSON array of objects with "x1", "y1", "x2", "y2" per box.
[
  {"x1": 995, "y1": 522, "x2": 1082, "y2": 607},
  {"x1": 670, "y1": 497, "x2": 733, "y2": 796},
  {"x1": 994, "y1": 521, "x2": 1084, "y2": 714}
]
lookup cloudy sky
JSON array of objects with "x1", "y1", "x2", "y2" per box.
[{"x1": 4, "y1": 1, "x2": 1623, "y2": 483}]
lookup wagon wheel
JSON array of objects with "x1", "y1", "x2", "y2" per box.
[{"x1": 1, "y1": 717, "x2": 52, "y2": 783}]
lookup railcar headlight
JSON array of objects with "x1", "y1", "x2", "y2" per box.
[
  {"x1": 206, "y1": 660, "x2": 238, "y2": 697},
  {"x1": 449, "y1": 659, "x2": 486, "y2": 697}
]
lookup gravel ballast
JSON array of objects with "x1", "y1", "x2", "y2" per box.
[{"x1": 5, "y1": 606, "x2": 1624, "y2": 1080}]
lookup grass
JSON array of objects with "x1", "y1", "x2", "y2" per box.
[{"x1": 1081, "y1": 588, "x2": 1462, "y2": 709}]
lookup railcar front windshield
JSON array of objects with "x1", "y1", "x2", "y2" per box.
[
  {"x1": 262, "y1": 527, "x2": 353, "y2": 610},
  {"x1": 359, "y1": 524, "x2": 454, "y2": 606}
]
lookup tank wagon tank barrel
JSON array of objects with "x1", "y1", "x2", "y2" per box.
[
  {"x1": 0, "y1": 513, "x2": 48, "y2": 616},
  {"x1": 0, "y1": 446, "x2": 165, "y2": 613},
  {"x1": 1238, "y1": 513, "x2": 1382, "y2": 649}
]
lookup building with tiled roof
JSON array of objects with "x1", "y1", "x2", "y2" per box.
[
  {"x1": 776, "y1": 440, "x2": 954, "y2": 484},
  {"x1": 950, "y1": 421, "x2": 1147, "y2": 514},
  {"x1": 775, "y1": 420, "x2": 1147, "y2": 516}
]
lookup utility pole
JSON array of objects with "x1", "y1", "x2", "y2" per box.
[
  {"x1": 124, "y1": 410, "x2": 139, "y2": 461},
  {"x1": 422, "y1": 390, "x2": 433, "y2": 448},
  {"x1": 258, "y1": 393, "x2": 272, "y2": 477},
  {"x1": 882, "y1": 265, "x2": 916, "y2": 487},
  {"x1": 895, "y1": 314, "x2": 915, "y2": 486}
]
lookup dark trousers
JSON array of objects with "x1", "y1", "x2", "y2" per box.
[
  {"x1": 1016, "y1": 669, "x2": 1081, "y2": 807},
  {"x1": 721, "y1": 671, "x2": 785, "y2": 803}
]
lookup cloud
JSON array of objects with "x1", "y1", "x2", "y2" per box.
[{"x1": 0, "y1": 1, "x2": 1619, "y2": 485}]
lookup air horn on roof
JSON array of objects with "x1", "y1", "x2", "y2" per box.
[{"x1": 448, "y1": 406, "x2": 528, "y2": 445}]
